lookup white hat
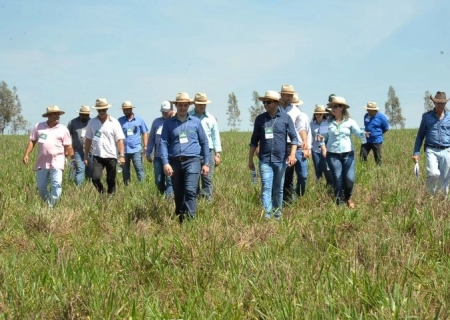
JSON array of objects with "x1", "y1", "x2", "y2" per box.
[{"x1": 160, "y1": 100, "x2": 172, "y2": 113}]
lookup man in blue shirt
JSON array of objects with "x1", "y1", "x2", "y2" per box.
[
  {"x1": 248, "y1": 90, "x2": 298, "y2": 220},
  {"x1": 413, "y1": 91, "x2": 450, "y2": 195},
  {"x1": 360, "y1": 101, "x2": 389, "y2": 166},
  {"x1": 118, "y1": 101, "x2": 149, "y2": 185},
  {"x1": 160, "y1": 92, "x2": 210, "y2": 222},
  {"x1": 146, "y1": 101, "x2": 174, "y2": 198}
]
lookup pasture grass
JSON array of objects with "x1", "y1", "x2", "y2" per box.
[{"x1": 0, "y1": 129, "x2": 449, "y2": 319}]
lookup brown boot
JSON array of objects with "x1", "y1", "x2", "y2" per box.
[{"x1": 346, "y1": 199, "x2": 355, "y2": 209}]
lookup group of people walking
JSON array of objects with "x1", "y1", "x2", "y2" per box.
[{"x1": 22, "y1": 87, "x2": 450, "y2": 220}]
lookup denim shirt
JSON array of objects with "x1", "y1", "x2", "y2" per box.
[
  {"x1": 160, "y1": 115, "x2": 210, "y2": 166},
  {"x1": 146, "y1": 117, "x2": 165, "y2": 158},
  {"x1": 322, "y1": 117, "x2": 365, "y2": 153},
  {"x1": 118, "y1": 114, "x2": 149, "y2": 153},
  {"x1": 413, "y1": 109, "x2": 450, "y2": 156},
  {"x1": 364, "y1": 112, "x2": 389, "y2": 144},
  {"x1": 250, "y1": 110, "x2": 299, "y2": 162}
]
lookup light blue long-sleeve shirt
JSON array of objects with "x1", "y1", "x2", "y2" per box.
[
  {"x1": 188, "y1": 110, "x2": 222, "y2": 153},
  {"x1": 413, "y1": 109, "x2": 450, "y2": 156},
  {"x1": 322, "y1": 117, "x2": 365, "y2": 153}
]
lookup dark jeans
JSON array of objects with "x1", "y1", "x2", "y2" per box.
[
  {"x1": 327, "y1": 151, "x2": 355, "y2": 205},
  {"x1": 169, "y1": 157, "x2": 201, "y2": 221},
  {"x1": 197, "y1": 149, "x2": 215, "y2": 200},
  {"x1": 284, "y1": 147, "x2": 308, "y2": 202},
  {"x1": 92, "y1": 156, "x2": 117, "y2": 194},
  {"x1": 311, "y1": 151, "x2": 334, "y2": 186},
  {"x1": 122, "y1": 152, "x2": 145, "y2": 185},
  {"x1": 360, "y1": 143, "x2": 383, "y2": 165},
  {"x1": 153, "y1": 157, "x2": 173, "y2": 197}
]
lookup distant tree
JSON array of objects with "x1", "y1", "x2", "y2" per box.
[
  {"x1": 226, "y1": 92, "x2": 241, "y2": 131},
  {"x1": 384, "y1": 86, "x2": 405, "y2": 129},
  {"x1": 423, "y1": 90, "x2": 435, "y2": 112},
  {"x1": 0, "y1": 81, "x2": 27, "y2": 134},
  {"x1": 10, "y1": 114, "x2": 30, "y2": 134},
  {"x1": 248, "y1": 91, "x2": 265, "y2": 126}
]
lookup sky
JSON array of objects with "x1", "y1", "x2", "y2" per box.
[{"x1": 1, "y1": 0, "x2": 450, "y2": 132}]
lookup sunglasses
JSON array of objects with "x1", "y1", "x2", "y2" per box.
[
  {"x1": 331, "y1": 105, "x2": 343, "y2": 109},
  {"x1": 97, "y1": 109, "x2": 107, "y2": 113},
  {"x1": 263, "y1": 100, "x2": 276, "y2": 105}
]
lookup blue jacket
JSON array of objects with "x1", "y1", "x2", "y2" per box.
[{"x1": 364, "y1": 112, "x2": 389, "y2": 144}]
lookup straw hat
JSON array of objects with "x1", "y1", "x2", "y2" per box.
[
  {"x1": 364, "y1": 101, "x2": 379, "y2": 110},
  {"x1": 193, "y1": 93, "x2": 211, "y2": 104},
  {"x1": 279, "y1": 84, "x2": 295, "y2": 95},
  {"x1": 313, "y1": 105, "x2": 329, "y2": 114},
  {"x1": 121, "y1": 101, "x2": 134, "y2": 109},
  {"x1": 430, "y1": 91, "x2": 450, "y2": 103},
  {"x1": 170, "y1": 92, "x2": 194, "y2": 104},
  {"x1": 292, "y1": 93, "x2": 304, "y2": 106},
  {"x1": 92, "y1": 98, "x2": 111, "y2": 110},
  {"x1": 327, "y1": 96, "x2": 350, "y2": 108},
  {"x1": 78, "y1": 106, "x2": 90, "y2": 114},
  {"x1": 42, "y1": 106, "x2": 65, "y2": 117},
  {"x1": 258, "y1": 90, "x2": 280, "y2": 102}
]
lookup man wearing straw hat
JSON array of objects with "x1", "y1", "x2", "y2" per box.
[
  {"x1": 360, "y1": 101, "x2": 389, "y2": 166},
  {"x1": 249, "y1": 90, "x2": 298, "y2": 220},
  {"x1": 159, "y1": 92, "x2": 210, "y2": 222},
  {"x1": 23, "y1": 106, "x2": 74, "y2": 208},
  {"x1": 118, "y1": 101, "x2": 149, "y2": 185},
  {"x1": 84, "y1": 98, "x2": 125, "y2": 195},
  {"x1": 67, "y1": 105, "x2": 92, "y2": 185},
  {"x1": 413, "y1": 91, "x2": 450, "y2": 195},
  {"x1": 189, "y1": 92, "x2": 222, "y2": 201}
]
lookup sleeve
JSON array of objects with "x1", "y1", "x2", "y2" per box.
[
  {"x1": 29, "y1": 124, "x2": 39, "y2": 141},
  {"x1": 85, "y1": 120, "x2": 94, "y2": 139},
  {"x1": 381, "y1": 114, "x2": 389, "y2": 133},
  {"x1": 160, "y1": 121, "x2": 170, "y2": 165},
  {"x1": 198, "y1": 122, "x2": 210, "y2": 164},
  {"x1": 249, "y1": 116, "x2": 261, "y2": 147},
  {"x1": 140, "y1": 118, "x2": 149, "y2": 133},
  {"x1": 146, "y1": 120, "x2": 157, "y2": 157},
  {"x1": 413, "y1": 114, "x2": 427, "y2": 156},
  {"x1": 62, "y1": 127, "x2": 72, "y2": 146},
  {"x1": 350, "y1": 119, "x2": 365, "y2": 141},
  {"x1": 287, "y1": 117, "x2": 299, "y2": 145},
  {"x1": 211, "y1": 119, "x2": 222, "y2": 153},
  {"x1": 115, "y1": 121, "x2": 126, "y2": 141}
]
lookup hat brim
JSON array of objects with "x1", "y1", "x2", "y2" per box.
[
  {"x1": 193, "y1": 100, "x2": 212, "y2": 104},
  {"x1": 430, "y1": 96, "x2": 450, "y2": 103},
  {"x1": 327, "y1": 102, "x2": 350, "y2": 109},
  {"x1": 314, "y1": 111, "x2": 329, "y2": 114},
  {"x1": 364, "y1": 106, "x2": 379, "y2": 110},
  {"x1": 279, "y1": 91, "x2": 295, "y2": 95},
  {"x1": 78, "y1": 111, "x2": 90, "y2": 114},
  {"x1": 121, "y1": 106, "x2": 135, "y2": 109},
  {"x1": 292, "y1": 100, "x2": 304, "y2": 106},
  {"x1": 92, "y1": 105, "x2": 111, "y2": 110},
  {"x1": 258, "y1": 97, "x2": 280, "y2": 102},
  {"x1": 170, "y1": 100, "x2": 194, "y2": 105},
  {"x1": 42, "y1": 111, "x2": 65, "y2": 117}
]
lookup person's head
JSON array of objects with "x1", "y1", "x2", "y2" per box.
[
  {"x1": 160, "y1": 100, "x2": 173, "y2": 119},
  {"x1": 193, "y1": 93, "x2": 211, "y2": 115},
  {"x1": 312, "y1": 105, "x2": 328, "y2": 123},
  {"x1": 93, "y1": 98, "x2": 111, "y2": 120},
  {"x1": 327, "y1": 96, "x2": 350, "y2": 119},
  {"x1": 43, "y1": 106, "x2": 65, "y2": 125},
  {"x1": 328, "y1": 94, "x2": 336, "y2": 102},
  {"x1": 78, "y1": 105, "x2": 91, "y2": 122},
  {"x1": 291, "y1": 93, "x2": 304, "y2": 108},
  {"x1": 430, "y1": 91, "x2": 449, "y2": 109},
  {"x1": 279, "y1": 84, "x2": 295, "y2": 106},
  {"x1": 364, "y1": 101, "x2": 379, "y2": 117},
  {"x1": 121, "y1": 101, "x2": 134, "y2": 117},
  {"x1": 170, "y1": 92, "x2": 193, "y2": 117},
  {"x1": 259, "y1": 90, "x2": 280, "y2": 114}
]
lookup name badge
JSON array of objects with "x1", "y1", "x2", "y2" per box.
[
  {"x1": 127, "y1": 128, "x2": 133, "y2": 136},
  {"x1": 179, "y1": 131, "x2": 188, "y2": 144},
  {"x1": 265, "y1": 127, "x2": 273, "y2": 139},
  {"x1": 93, "y1": 130, "x2": 102, "y2": 141},
  {"x1": 38, "y1": 133, "x2": 47, "y2": 143},
  {"x1": 81, "y1": 129, "x2": 86, "y2": 138},
  {"x1": 156, "y1": 126, "x2": 163, "y2": 135}
]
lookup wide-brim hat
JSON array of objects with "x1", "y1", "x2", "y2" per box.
[
  {"x1": 279, "y1": 84, "x2": 295, "y2": 95},
  {"x1": 430, "y1": 91, "x2": 450, "y2": 104},
  {"x1": 313, "y1": 105, "x2": 329, "y2": 114},
  {"x1": 121, "y1": 101, "x2": 135, "y2": 109},
  {"x1": 193, "y1": 93, "x2": 211, "y2": 104},
  {"x1": 364, "y1": 101, "x2": 379, "y2": 110},
  {"x1": 93, "y1": 98, "x2": 111, "y2": 110},
  {"x1": 258, "y1": 90, "x2": 280, "y2": 102},
  {"x1": 292, "y1": 93, "x2": 304, "y2": 106},
  {"x1": 43, "y1": 105, "x2": 65, "y2": 117},
  {"x1": 170, "y1": 92, "x2": 194, "y2": 105},
  {"x1": 327, "y1": 96, "x2": 350, "y2": 108},
  {"x1": 78, "y1": 105, "x2": 90, "y2": 114}
]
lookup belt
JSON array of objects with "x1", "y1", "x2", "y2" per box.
[
  {"x1": 170, "y1": 156, "x2": 196, "y2": 162},
  {"x1": 425, "y1": 144, "x2": 450, "y2": 150}
]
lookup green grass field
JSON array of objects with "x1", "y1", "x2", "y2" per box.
[{"x1": 0, "y1": 130, "x2": 449, "y2": 319}]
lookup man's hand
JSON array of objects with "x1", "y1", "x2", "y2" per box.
[
  {"x1": 23, "y1": 155, "x2": 29, "y2": 165},
  {"x1": 119, "y1": 156, "x2": 125, "y2": 166},
  {"x1": 286, "y1": 155, "x2": 297, "y2": 167},
  {"x1": 248, "y1": 160, "x2": 255, "y2": 171},
  {"x1": 214, "y1": 154, "x2": 221, "y2": 167},
  {"x1": 163, "y1": 164, "x2": 173, "y2": 177},
  {"x1": 201, "y1": 165, "x2": 209, "y2": 176},
  {"x1": 412, "y1": 155, "x2": 419, "y2": 163},
  {"x1": 146, "y1": 155, "x2": 153, "y2": 163}
]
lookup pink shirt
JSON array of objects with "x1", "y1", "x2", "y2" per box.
[{"x1": 29, "y1": 121, "x2": 72, "y2": 171}]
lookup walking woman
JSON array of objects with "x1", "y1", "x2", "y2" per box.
[{"x1": 319, "y1": 96, "x2": 366, "y2": 208}]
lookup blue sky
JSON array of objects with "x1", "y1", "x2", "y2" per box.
[{"x1": 1, "y1": 0, "x2": 449, "y2": 132}]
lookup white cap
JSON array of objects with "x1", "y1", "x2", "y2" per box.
[{"x1": 160, "y1": 100, "x2": 172, "y2": 113}]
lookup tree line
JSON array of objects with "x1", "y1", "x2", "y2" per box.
[{"x1": 0, "y1": 80, "x2": 442, "y2": 134}]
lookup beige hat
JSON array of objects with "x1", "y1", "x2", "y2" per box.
[
  {"x1": 42, "y1": 106, "x2": 65, "y2": 117},
  {"x1": 193, "y1": 93, "x2": 211, "y2": 104},
  {"x1": 327, "y1": 96, "x2": 350, "y2": 108},
  {"x1": 170, "y1": 92, "x2": 194, "y2": 104},
  {"x1": 78, "y1": 106, "x2": 90, "y2": 114},
  {"x1": 93, "y1": 98, "x2": 111, "y2": 110},
  {"x1": 279, "y1": 84, "x2": 295, "y2": 95},
  {"x1": 292, "y1": 93, "x2": 304, "y2": 106},
  {"x1": 313, "y1": 105, "x2": 329, "y2": 114},
  {"x1": 430, "y1": 91, "x2": 450, "y2": 104},
  {"x1": 258, "y1": 90, "x2": 280, "y2": 102},
  {"x1": 364, "y1": 101, "x2": 379, "y2": 110},
  {"x1": 122, "y1": 101, "x2": 134, "y2": 109}
]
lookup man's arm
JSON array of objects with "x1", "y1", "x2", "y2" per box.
[{"x1": 23, "y1": 140, "x2": 36, "y2": 164}]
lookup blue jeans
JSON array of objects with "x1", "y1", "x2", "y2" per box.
[
  {"x1": 122, "y1": 152, "x2": 145, "y2": 185},
  {"x1": 153, "y1": 157, "x2": 174, "y2": 197},
  {"x1": 425, "y1": 146, "x2": 450, "y2": 195},
  {"x1": 326, "y1": 151, "x2": 355, "y2": 205},
  {"x1": 72, "y1": 151, "x2": 92, "y2": 186},
  {"x1": 169, "y1": 157, "x2": 201, "y2": 221},
  {"x1": 294, "y1": 150, "x2": 308, "y2": 197},
  {"x1": 36, "y1": 168, "x2": 63, "y2": 207},
  {"x1": 198, "y1": 149, "x2": 215, "y2": 199},
  {"x1": 311, "y1": 151, "x2": 334, "y2": 186},
  {"x1": 259, "y1": 161, "x2": 287, "y2": 218}
]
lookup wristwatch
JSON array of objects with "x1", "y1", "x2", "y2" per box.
[
  {"x1": 204, "y1": 163, "x2": 210, "y2": 167},
  {"x1": 119, "y1": 154, "x2": 125, "y2": 158}
]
